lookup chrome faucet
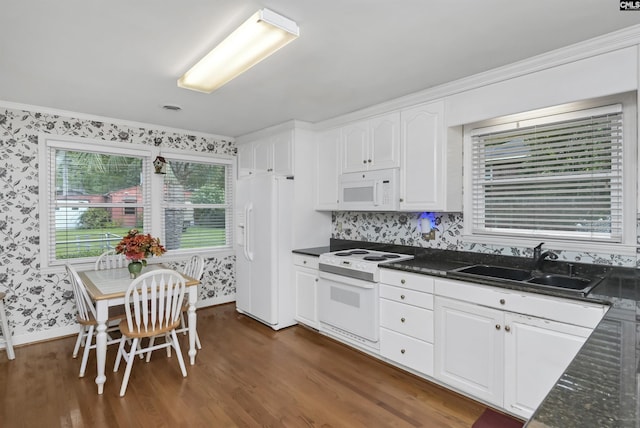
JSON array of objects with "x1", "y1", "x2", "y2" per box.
[{"x1": 532, "y1": 242, "x2": 558, "y2": 270}]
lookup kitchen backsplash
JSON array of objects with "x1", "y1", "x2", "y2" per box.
[
  {"x1": 0, "y1": 105, "x2": 236, "y2": 340},
  {"x1": 331, "y1": 211, "x2": 639, "y2": 267}
]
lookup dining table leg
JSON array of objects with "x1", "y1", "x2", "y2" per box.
[
  {"x1": 95, "y1": 300, "x2": 109, "y2": 394},
  {"x1": 187, "y1": 285, "x2": 197, "y2": 365}
]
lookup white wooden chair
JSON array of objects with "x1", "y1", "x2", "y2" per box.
[
  {"x1": 177, "y1": 255, "x2": 204, "y2": 349},
  {"x1": 0, "y1": 292, "x2": 15, "y2": 360},
  {"x1": 113, "y1": 269, "x2": 187, "y2": 397},
  {"x1": 94, "y1": 249, "x2": 127, "y2": 270},
  {"x1": 66, "y1": 264, "x2": 125, "y2": 377}
]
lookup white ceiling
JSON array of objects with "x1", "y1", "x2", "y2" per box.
[{"x1": 2, "y1": 1, "x2": 640, "y2": 138}]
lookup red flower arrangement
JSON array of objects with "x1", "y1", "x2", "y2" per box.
[{"x1": 115, "y1": 229, "x2": 166, "y2": 263}]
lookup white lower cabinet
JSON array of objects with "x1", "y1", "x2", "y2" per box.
[
  {"x1": 293, "y1": 254, "x2": 319, "y2": 329},
  {"x1": 434, "y1": 278, "x2": 603, "y2": 419},
  {"x1": 434, "y1": 296, "x2": 504, "y2": 406},
  {"x1": 503, "y1": 313, "x2": 591, "y2": 418},
  {"x1": 379, "y1": 270, "x2": 435, "y2": 376}
]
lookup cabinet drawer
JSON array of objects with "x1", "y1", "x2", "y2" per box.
[
  {"x1": 380, "y1": 284, "x2": 433, "y2": 309},
  {"x1": 293, "y1": 254, "x2": 319, "y2": 270},
  {"x1": 380, "y1": 269, "x2": 434, "y2": 293},
  {"x1": 380, "y1": 328, "x2": 434, "y2": 376},
  {"x1": 380, "y1": 299, "x2": 433, "y2": 342}
]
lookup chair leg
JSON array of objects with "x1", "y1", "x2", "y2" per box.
[
  {"x1": 170, "y1": 330, "x2": 187, "y2": 377},
  {"x1": 113, "y1": 336, "x2": 127, "y2": 372},
  {"x1": 119, "y1": 338, "x2": 138, "y2": 397},
  {"x1": 165, "y1": 333, "x2": 171, "y2": 357},
  {"x1": 145, "y1": 337, "x2": 156, "y2": 362},
  {"x1": 0, "y1": 299, "x2": 15, "y2": 360},
  {"x1": 72, "y1": 329, "x2": 84, "y2": 358},
  {"x1": 180, "y1": 312, "x2": 187, "y2": 335},
  {"x1": 79, "y1": 325, "x2": 94, "y2": 377}
]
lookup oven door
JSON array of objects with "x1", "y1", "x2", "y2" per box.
[{"x1": 318, "y1": 271, "x2": 379, "y2": 343}]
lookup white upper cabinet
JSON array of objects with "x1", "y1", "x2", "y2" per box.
[
  {"x1": 315, "y1": 128, "x2": 342, "y2": 210},
  {"x1": 271, "y1": 131, "x2": 294, "y2": 175},
  {"x1": 237, "y1": 130, "x2": 294, "y2": 178},
  {"x1": 342, "y1": 121, "x2": 369, "y2": 173},
  {"x1": 237, "y1": 143, "x2": 255, "y2": 178},
  {"x1": 342, "y1": 112, "x2": 400, "y2": 173},
  {"x1": 399, "y1": 100, "x2": 462, "y2": 212}
]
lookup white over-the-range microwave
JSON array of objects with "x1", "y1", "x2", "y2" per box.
[{"x1": 338, "y1": 168, "x2": 399, "y2": 211}]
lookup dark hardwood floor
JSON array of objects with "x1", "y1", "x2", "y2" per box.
[{"x1": 0, "y1": 303, "x2": 487, "y2": 427}]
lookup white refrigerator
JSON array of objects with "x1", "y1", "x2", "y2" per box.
[{"x1": 235, "y1": 175, "x2": 296, "y2": 330}]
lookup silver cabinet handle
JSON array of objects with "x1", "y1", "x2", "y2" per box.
[
  {"x1": 400, "y1": 349, "x2": 406, "y2": 354},
  {"x1": 400, "y1": 279, "x2": 406, "y2": 284},
  {"x1": 505, "y1": 325, "x2": 511, "y2": 332},
  {"x1": 401, "y1": 317, "x2": 406, "y2": 323},
  {"x1": 400, "y1": 294, "x2": 405, "y2": 300},
  {"x1": 495, "y1": 324, "x2": 501, "y2": 330},
  {"x1": 500, "y1": 299, "x2": 506, "y2": 305}
]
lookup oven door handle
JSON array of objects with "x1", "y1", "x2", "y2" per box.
[{"x1": 318, "y1": 271, "x2": 376, "y2": 289}]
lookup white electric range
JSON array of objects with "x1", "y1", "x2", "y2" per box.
[{"x1": 317, "y1": 249, "x2": 414, "y2": 350}]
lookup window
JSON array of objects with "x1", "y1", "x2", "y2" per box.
[
  {"x1": 161, "y1": 155, "x2": 233, "y2": 251},
  {"x1": 40, "y1": 137, "x2": 234, "y2": 269},
  {"x1": 464, "y1": 93, "x2": 636, "y2": 250}
]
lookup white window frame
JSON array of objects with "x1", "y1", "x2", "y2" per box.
[
  {"x1": 39, "y1": 135, "x2": 235, "y2": 272},
  {"x1": 157, "y1": 149, "x2": 234, "y2": 257},
  {"x1": 462, "y1": 93, "x2": 637, "y2": 255}
]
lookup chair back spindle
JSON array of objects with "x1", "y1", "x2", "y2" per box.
[
  {"x1": 124, "y1": 270, "x2": 185, "y2": 335},
  {"x1": 94, "y1": 249, "x2": 127, "y2": 270}
]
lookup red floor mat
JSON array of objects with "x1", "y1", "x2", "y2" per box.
[{"x1": 472, "y1": 408, "x2": 524, "y2": 428}]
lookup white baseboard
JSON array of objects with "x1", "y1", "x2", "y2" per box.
[{"x1": 8, "y1": 324, "x2": 80, "y2": 348}]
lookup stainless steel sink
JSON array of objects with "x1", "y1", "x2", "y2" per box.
[
  {"x1": 452, "y1": 264, "x2": 601, "y2": 295},
  {"x1": 455, "y1": 265, "x2": 532, "y2": 281}
]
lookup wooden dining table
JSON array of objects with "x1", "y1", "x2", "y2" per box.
[{"x1": 78, "y1": 264, "x2": 200, "y2": 395}]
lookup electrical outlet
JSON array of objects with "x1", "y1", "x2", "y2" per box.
[{"x1": 422, "y1": 229, "x2": 436, "y2": 241}]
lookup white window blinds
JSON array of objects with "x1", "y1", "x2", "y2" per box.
[
  {"x1": 44, "y1": 141, "x2": 151, "y2": 264},
  {"x1": 470, "y1": 104, "x2": 623, "y2": 242},
  {"x1": 162, "y1": 158, "x2": 233, "y2": 251}
]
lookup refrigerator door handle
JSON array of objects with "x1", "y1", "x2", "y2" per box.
[{"x1": 245, "y1": 203, "x2": 254, "y2": 261}]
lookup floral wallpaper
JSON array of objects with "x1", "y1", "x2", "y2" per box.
[
  {"x1": 0, "y1": 105, "x2": 236, "y2": 341},
  {"x1": 332, "y1": 211, "x2": 639, "y2": 267}
]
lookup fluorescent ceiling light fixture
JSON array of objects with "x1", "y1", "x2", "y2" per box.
[{"x1": 178, "y1": 8, "x2": 299, "y2": 93}]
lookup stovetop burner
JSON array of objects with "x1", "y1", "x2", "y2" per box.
[
  {"x1": 335, "y1": 250, "x2": 371, "y2": 256},
  {"x1": 363, "y1": 256, "x2": 387, "y2": 261}
]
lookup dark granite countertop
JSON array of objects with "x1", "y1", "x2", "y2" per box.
[{"x1": 293, "y1": 240, "x2": 640, "y2": 426}]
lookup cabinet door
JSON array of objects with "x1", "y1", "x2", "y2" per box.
[
  {"x1": 253, "y1": 138, "x2": 272, "y2": 174},
  {"x1": 503, "y1": 313, "x2": 590, "y2": 419},
  {"x1": 342, "y1": 121, "x2": 369, "y2": 173},
  {"x1": 434, "y1": 296, "x2": 504, "y2": 406},
  {"x1": 399, "y1": 101, "x2": 444, "y2": 211},
  {"x1": 316, "y1": 128, "x2": 341, "y2": 210},
  {"x1": 237, "y1": 143, "x2": 255, "y2": 178},
  {"x1": 294, "y1": 267, "x2": 319, "y2": 328},
  {"x1": 369, "y1": 112, "x2": 400, "y2": 170},
  {"x1": 271, "y1": 131, "x2": 293, "y2": 175}
]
